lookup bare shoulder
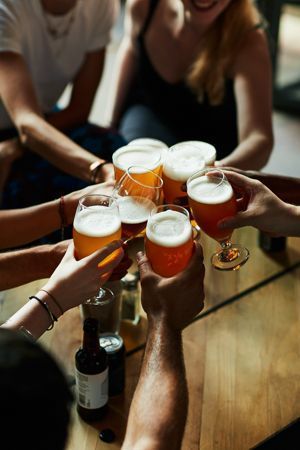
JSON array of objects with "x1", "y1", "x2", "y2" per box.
[
  {"x1": 232, "y1": 28, "x2": 271, "y2": 74},
  {"x1": 125, "y1": 0, "x2": 151, "y2": 37}
]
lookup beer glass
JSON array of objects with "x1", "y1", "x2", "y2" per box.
[
  {"x1": 113, "y1": 166, "x2": 163, "y2": 241},
  {"x1": 187, "y1": 168, "x2": 249, "y2": 270},
  {"x1": 162, "y1": 143, "x2": 206, "y2": 205},
  {"x1": 73, "y1": 194, "x2": 122, "y2": 298},
  {"x1": 128, "y1": 138, "x2": 168, "y2": 162},
  {"x1": 112, "y1": 144, "x2": 162, "y2": 182},
  {"x1": 177, "y1": 140, "x2": 217, "y2": 166},
  {"x1": 145, "y1": 204, "x2": 194, "y2": 277}
]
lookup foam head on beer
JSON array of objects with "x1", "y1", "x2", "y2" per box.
[
  {"x1": 187, "y1": 174, "x2": 236, "y2": 241},
  {"x1": 73, "y1": 205, "x2": 122, "y2": 259},
  {"x1": 145, "y1": 209, "x2": 193, "y2": 277},
  {"x1": 112, "y1": 145, "x2": 162, "y2": 181},
  {"x1": 128, "y1": 138, "x2": 168, "y2": 150},
  {"x1": 117, "y1": 196, "x2": 156, "y2": 239},
  {"x1": 163, "y1": 144, "x2": 206, "y2": 182},
  {"x1": 177, "y1": 141, "x2": 217, "y2": 166}
]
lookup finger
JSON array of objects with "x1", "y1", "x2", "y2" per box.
[
  {"x1": 136, "y1": 251, "x2": 153, "y2": 280},
  {"x1": 222, "y1": 170, "x2": 256, "y2": 194},
  {"x1": 62, "y1": 241, "x2": 76, "y2": 261},
  {"x1": 218, "y1": 211, "x2": 251, "y2": 230},
  {"x1": 84, "y1": 240, "x2": 123, "y2": 265}
]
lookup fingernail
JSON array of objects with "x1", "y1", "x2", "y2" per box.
[{"x1": 136, "y1": 251, "x2": 144, "y2": 261}]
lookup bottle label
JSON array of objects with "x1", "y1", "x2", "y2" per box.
[{"x1": 75, "y1": 367, "x2": 108, "y2": 409}]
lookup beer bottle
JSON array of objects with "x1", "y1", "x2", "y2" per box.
[{"x1": 75, "y1": 318, "x2": 108, "y2": 421}]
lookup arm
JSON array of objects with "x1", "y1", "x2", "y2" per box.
[
  {"x1": 0, "y1": 180, "x2": 114, "y2": 249},
  {"x1": 221, "y1": 167, "x2": 300, "y2": 205},
  {"x1": 218, "y1": 29, "x2": 273, "y2": 170},
  {"x1": 0, "y1": 52, "x2": 110, "y2": 182},
  {"x1": 0, "y1": 241, "x2": 67, "y2": 290},
  {"x1": 1, "y1": 240, "x2": 124, "y2": 339},
  {"x1": 218, "y1": 170, "x2": 300, "y2": 237},
  {"x1": 108, "y1": 0, "x2": 147, "y2": 127},
  {"x1": 122, "y1": 244, "x2": 205, "y2": 450},
  {"x1": 48, "y1": 49, "x2": 105, "y2": 130}
]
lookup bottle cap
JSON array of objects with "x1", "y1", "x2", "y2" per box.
[{"x1": 122, "y1": 272, "x2": 139, "y2": 290}]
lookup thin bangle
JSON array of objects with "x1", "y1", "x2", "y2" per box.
[
  {"x1": 29, "y1": 295, "x2": 57, "y2": 330},
  {"x1": 89, "y1": 160, "x2": 111, "y2": 184},
  {"x1": 39, "y1": 289, "x2": 64, "y2": 316}
]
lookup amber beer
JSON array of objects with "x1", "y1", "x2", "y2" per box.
[
  {"x1": 145, "y1": 206, "x2": 193, "y2": 277},
  {"x1": 73, "y1": 204, "x2": 122, "y2": 260},
  {"x1": 117, "y1": 196, "x2": 156, "y2": 239},
  {"x1": 112, "y1": 145, "x2": 162, "y2": 182},
  {"x1": 187, "y1": 175, "x2": 237, "y2": 242},
  {"x1": 162, "y1": 143, "x2": 206, "y2": 204}
]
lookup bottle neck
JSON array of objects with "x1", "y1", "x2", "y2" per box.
[{"x1": 82, "y1": 329, "x2": 100, "y2": 353}]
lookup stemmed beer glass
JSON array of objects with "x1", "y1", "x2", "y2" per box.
[
  {"x1": 73, "y1": 194, "x2": 122, "y2": 300},
  {"x1": 187, "y1": 168, "x2": 249, "y2": 270},
  {"x1": 113, "y1": 165, "x2": 163, "y2": 241}
]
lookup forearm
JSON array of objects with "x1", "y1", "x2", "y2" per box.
[
  {"x1": 248, "y1": 172, "x2": 300, "y2": 205},
  {"x1": 122, "y1": 318, "x2": 188, "y2": 450},
  {"x1": 1, "y1": 288, "x2": 62, "y2": 339},
  {"x1": 0, "y1": 199, "x2": 61, "y2": 249},
  {"x1": 47, "y1": 106, "x2": 88, "y2": 131},
  {"x1": 0, "y1": 244, "x2": 63, "y2": 290},
  {"x1": 18, "y1": 113, "x2": 103, "y2": 182},
  {"x1": 219, "y1": 133, "x2": 272, "y2": 170}
]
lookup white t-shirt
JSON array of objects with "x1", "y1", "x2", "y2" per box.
[{"x1": 0, "y1": 0, "x2": 119, "y2": 129}]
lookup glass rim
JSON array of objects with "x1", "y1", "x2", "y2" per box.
[
  {"x1": 112, "y1": 144, "x2": 162, "y2": 170},
  {"x1": 186, "y1": 168, "x2": 226, "y2": 190},
  {"x1": 122, "y1": 165, "x2": 163, "y2": 189},
  {"x1": 150, "y1": 203, "x2": 190, "y2": 218},
  {"x1": 78, "y1": 194, "x2": 118, "y2": 209}
]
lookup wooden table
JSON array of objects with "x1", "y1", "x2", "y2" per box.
[{"x1": 1, "y1": 228, "x2": 300, "y2": 449}]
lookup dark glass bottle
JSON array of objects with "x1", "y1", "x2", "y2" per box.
[{"x1": 75, "y1": 318, "x2": 108, "y2": 421}]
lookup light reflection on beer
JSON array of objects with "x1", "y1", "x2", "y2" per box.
[
  {"x1": 145, "y1": 206, "x2": 193, "y2": 277},
  {"x1": 187, "y1": 175, "x2": 237, "y2": 242},
  {"x1": 112, "y1": 145, "x2": 162, "y2": 182},
  {"x1": 162, "y1": 143, "x2": 206, "y2": 204},
  {"x1": 73, "y1": 197, "x2": 122, "y2": 266}
]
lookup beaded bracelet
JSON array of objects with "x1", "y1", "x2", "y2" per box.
[{"x1": 29, "y1": 295, "x2": 58, "y2": 331}]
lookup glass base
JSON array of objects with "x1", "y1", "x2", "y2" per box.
[{"x1": 211, "y1": 244, "x2": 250, "y2": 271}]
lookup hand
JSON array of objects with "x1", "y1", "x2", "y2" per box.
[
  {"x1": 41, "y1": 240, "x2": 124, "y2": 314},
  {"x1": 43, "y1": 240, "x2": 70, "y2": 277},
  {"x1": 97, "y1": 162, "x2": 115, "y2": 183},
  {"x1": 109, "y1": 244, "x2": 132, "y2": 281},
  {"x1": 218, "y1": 171, "x2": 299, "y2": 236},
  {"x1": 63, "y1": 180, "x2": 115, "y2": 225},
  {"x1": 137, "y1": 242, "x2": 205, "y2": 330}
]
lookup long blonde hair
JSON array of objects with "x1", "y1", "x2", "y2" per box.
[{"x1": 186, "y1": 0, "x2": 261, "y2": 105}]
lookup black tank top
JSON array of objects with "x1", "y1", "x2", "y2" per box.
[{"x1": 124, "y1": 0, "x2": 238, "y2": 158}]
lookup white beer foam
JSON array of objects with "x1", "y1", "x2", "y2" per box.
[
  {"x1": 74, "y1": 206, "x2": 121, "y2": 237},
  {"x1": 129, "y1": 138, "x2": 168, "y2": 150},
  {"x1": 117, "y1": 196, "x2": 156, "y2": 224},
  {"x1": 187, "y1": 176, "x2": 233, "y2": 205},
  {"x1": 176, "y1": 141, "x2": 216, "y2": 166},
  {"x1": 146, "y1": 210, "x2": 192, "y2": 247},
  {"x1": 163, "y1": 145, "x2": 205, "y2": 182},
  {"x1": 112, "y1": 145, "x2": 161, "y2": 172}
]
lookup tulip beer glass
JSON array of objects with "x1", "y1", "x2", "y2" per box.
[
  {"x1": 113, "y1": 166, "x2": 163, "y2": 241},
  {"x1": 187, "y1": 169, "x2": 249, "y2": 270},
  {"x1": 145, "y1": 204, "x2": 194, "y2": 277}
]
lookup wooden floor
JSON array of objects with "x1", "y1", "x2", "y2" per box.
[{"x1": 2, "y1": 229, "x2": 300, "y2": 450}]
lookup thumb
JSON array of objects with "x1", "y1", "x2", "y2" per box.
[{"x1": 136, "y1": 251, "x2": 153, "y2": 280}]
